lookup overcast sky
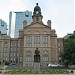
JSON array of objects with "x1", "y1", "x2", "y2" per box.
[{"x1": 0, "y1": 0, "x2": 74, "y2": 37}]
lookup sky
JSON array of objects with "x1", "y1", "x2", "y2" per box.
[{"x1": 0, "y1": 0, "x2": 74, "y2": 37}]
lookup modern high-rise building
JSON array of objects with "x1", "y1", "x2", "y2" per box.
[
  {"x1": 0, "y1": 19, "x2": 7, "y2": 35},
  {"x1": 9, "y1": 11, "x2": 32, "y2": 38}
]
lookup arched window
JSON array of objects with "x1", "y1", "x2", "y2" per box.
[
  {"x1": 42, "y1": 50, "x2": 49, "y2": 61},
  {"x1": 25, "y1": 51, "x2": 32, "y2": 61}
]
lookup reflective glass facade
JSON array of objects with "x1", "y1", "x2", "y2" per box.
[
  {"x1": 0, "y1": 19, "x2": 7, "y2": 34},
  {"x1": 9, "y1": 11, "x2": 32, "y2": 38}
]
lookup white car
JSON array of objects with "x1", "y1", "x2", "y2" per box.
[
  {"x1": 48, "y1": 64, "x2": 59, "y2": 67},
  {"x1": 48, "y1": 63, "x2": 64, "y2": 67},
  {"x1": 58, "y1": 64, "x2": 64, "y2": 67}
]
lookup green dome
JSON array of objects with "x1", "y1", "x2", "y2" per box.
[{"x1": 34, "y1": 3, "x2": 41, "y2": 14}]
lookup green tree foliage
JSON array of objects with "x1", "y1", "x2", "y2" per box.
[{"x1": 61, "y1": 34, "x2": 75, "y2": 65}]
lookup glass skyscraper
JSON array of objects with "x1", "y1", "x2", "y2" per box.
[
  {"x1": 0, "y1": 19, "x2": 7, "y2": 34},
  {"x1": 9, "y1": 11, "x2": 32, "y2": 38}
]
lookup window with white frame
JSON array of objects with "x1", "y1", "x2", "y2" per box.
[
  {"x1": 3, "y1": 48, "x2": 8, "y2": 52},
  {"x1": 34, "y1": 35, "x2": 40, "y2": 47},
  {"x1": 14, "y1": 58, "x2": 15, "y2": 62},
  {"x1": 34, "y1": 43, "x2": 40, "y2": 47},
  {"x1": 10, "y1": 53, "x2": 12, "y2": 57},
  {"x1": 14, "y1": 53, "x2": 16, "y2": 57},
  {"x1": 4, "y1": 41, "x2": 8, "y2": 46},
  {"x1": 11, "y1": 58, "x2": 12, "y2": 62},
  {"x1": 42, "y1": 54, "x2": 49, "y2": 61},
  {"x1": 43, "y1": 36, "x2": 48, "y2": 47},
  {"x1": 11, "y1": 43, "x2": 13, "y2": 46},
  {"x1": 42, "y1": 50, "x2": 49, "y2": 61},
  {"x1": 26, "y1": 36, "x2": 32, "y2": 47},
  {"x1": 5, "y1": 53, "x2": 8, "y2": 57},
  {"x1": 17, "y1": 53, "x2": 18, "y2": 56},
  {"x1": 5, "y1": 58, "x2": 7, "y2": 61},
  {"x1": 11, "y1": 48, "x2": 12, "y2": 51},
  {"x1": 25, "y1": 51, "x2": 32, "y2": 61},
  {"x1": 58, "y1": 43, "x2": 60, "y2": 46},
  {"x1": 20, "y1": 57, "x2": 22, "y2": 62},
  {"x1": 58, "y1": 48, "x2": 61, "y2": 51},
  {"x1": 3, "y1": 53, "x2": 5, "y2": 56}
]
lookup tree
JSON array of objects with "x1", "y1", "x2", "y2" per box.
[{"x1": 61, "y1": 33, "x2": 75, "y2": 65}]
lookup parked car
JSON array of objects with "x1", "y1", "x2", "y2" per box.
[
  {"x1": 58, "y1": 64, "x2": 64, "y2": 67},
  {"x1": 9, "y1": 63, "x2": 22, "y2": 67},
  {"x1": 48, "y1": 63, "x2": 64, "y2": 67},
  {"x1": 48, "y1": 64, "x2": 59, "y2": 67},
  {"x1": 9, "y1": 63, "x2": 17, "y2": 67}
]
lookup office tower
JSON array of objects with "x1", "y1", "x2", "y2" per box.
[
  {"x1": 0, "y1": 19, "x2": 7, "y2": 34},
  {"x1": 9, "y1": 11, "x2": 32, "y2": 38}
]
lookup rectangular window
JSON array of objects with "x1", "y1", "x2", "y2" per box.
[
  {"x1": 11, "y1": 48, "x2": 12, "y2": 51},
  {"x1": 20, "y1": 57, "x2": 22, "y2": 62},
  {"x1": 43, "y1": 44, "x2": 48, "y2": 47},
  {"x1": 11, "y1": 58, "x2": 12, "y2": 62},
  {"x1": 42, "y1": 55, "x2": 49, "y2": 61},
  {"x1": 43, "y1": 36, "x2": 48, "y2": 47},
  {"x1": 11, "y1": 43, "x2": 13, "y2": 46},
  {"x1": 14, "y1": 48, "x2": 17, "y2": 51},
  {"x1": 10, "y1": 53, "x2": 12, "y2": 57},
  {"x1": 3, "y1": 48, "x2": 8, "y2": 52},
  {"x1": 34, "y1": 36, "x2": 40, "y2": 43},
  {"x1": 14, "y1": 58, "x2": 15, "y2": 61},
  {"x1": 58, "y1": 43, "x2": 60, "y2": 46},
  {"x1": 6, "y1": 53, "x2": 8, "y2": 57},
  {"x1": 34, "y1": 43, "x2": 40, "y2": 47},
  {"x1": 43, "y1": 36, "x2": 48, "y2": 43},
  {"x1": 58, "y1": 48, "x2": 61, "y2": 51},
  {"x1": 14, "y1": 43, "x2": 17, "y2": 46},
  {"x1": 4, "y1": 42, "x2": 8, "y2": 46},
  {"x1": 14, "y1": 53, "x2": 15, "y2": 57},
  {"x1": 26, "y1": 36, "x2": 32, "y2": 47},
  {"x1": 25, "y1": 55, "x2": 32, "y2": 61},
  {"x1": 34, "y1": 35, "x2": 40, "y2": 47},
  {"x1": 42, "y1": 57, "x2": 48, "y2": 61},
  {"x1": 3, "y1": 53, "x2": 5, "y2": 56},
  {"x1": 17, "y1": 53, "x2": 18, "y2": 56},
  {"x1": 6, "y1": 58, "x2": 7, "y2": 61},
  {"x1": 26, "y1": 44, "x2": 32, "y2": 47}
]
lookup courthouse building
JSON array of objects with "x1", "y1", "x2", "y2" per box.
[
  {"x1": 18, "y1": 3, "x2": 60, "y2": 67},
  {"x1": 0, "y1": 3, "x2": 63, "y2": 67}
]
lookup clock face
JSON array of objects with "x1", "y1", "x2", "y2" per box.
[{"x1": 36, "y1": 11, "x2": 39, "y2": 14}]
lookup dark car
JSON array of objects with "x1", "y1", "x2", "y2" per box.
[{"x1": 9, "y1": 63, "x2": 18, "y2": 67}]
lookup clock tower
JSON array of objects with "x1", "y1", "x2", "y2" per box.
[{"x1": 32, "y1": 3, "x2": 43, "y2": 24}]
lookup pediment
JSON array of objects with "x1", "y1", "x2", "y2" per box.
[{"x1": 25, "y1": 22, "x2": 49, "y2": 29}]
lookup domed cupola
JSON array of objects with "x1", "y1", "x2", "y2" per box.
[
  {"x1": 33, "y1": 3, "x2": 41, "y2": 14},
  {"x1": 32, "y1": 3, "x2": 43, "y2": 24}
]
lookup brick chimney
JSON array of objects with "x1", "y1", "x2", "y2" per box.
[{"x1": 47, "y1": 20, "x2": 51, "y2": 29}]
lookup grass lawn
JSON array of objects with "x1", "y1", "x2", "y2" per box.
[{"x1": 7, "y1": 68, "x2": 69, "y2": 74}]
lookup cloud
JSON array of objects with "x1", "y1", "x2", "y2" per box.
[{"x1": 0, "y1": 0, "x2": 74, "y2": 37}]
